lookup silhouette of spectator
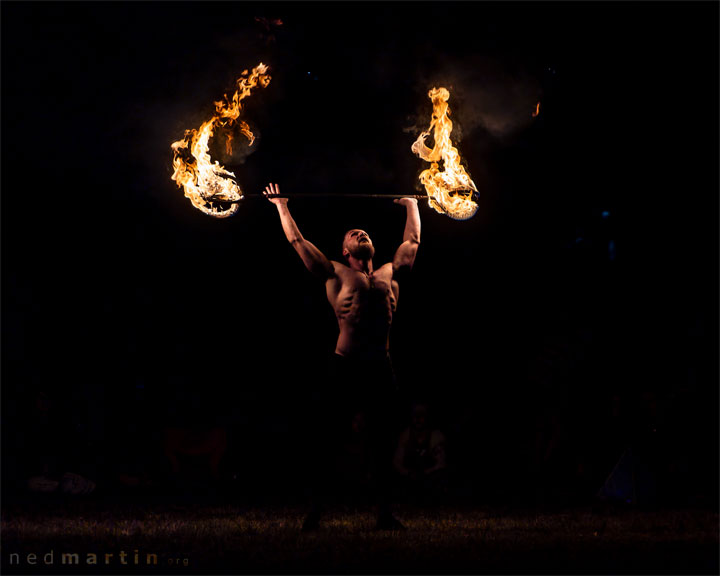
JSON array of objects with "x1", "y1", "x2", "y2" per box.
[
  {"x1": 159, "y1": 382, "x2": 230, "y2": 501},
  {"x1": 151, "y1": 350, "x2": 234, "y2": 503},
  {"x1": 23, "y1": 387, "x2": 96, "y2": 496},
  {"x1": 527, "y1": 333, "x2": 573, "y2": 507},
  {"x1": 163, "y1": 426, "x2": 228, "y2": 482},
  {"x1": 393, "y1": 401, "x2": 448, "y2": 505}
]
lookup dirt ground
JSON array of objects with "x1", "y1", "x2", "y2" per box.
[{"x1": 2, "y1": 498, "x2": 718, "y2": 575}]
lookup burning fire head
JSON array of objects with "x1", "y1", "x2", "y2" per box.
[
  {"x1": 411, "y1": 87, "x2": 479, "y2": 221},
  {"x1": 171, "y1": 63, "x2": 271, "y2": 218}
]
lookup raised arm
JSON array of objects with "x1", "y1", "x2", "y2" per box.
[
  {"x1": 392, "y1": 197, "x2": 421, "y2": 273},
  {"x1": 264, "y1": 183, "x2": 335, "y2": 280}
]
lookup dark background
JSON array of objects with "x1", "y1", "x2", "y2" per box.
[{"x1": 2, "y1": 1, "x2": 718, "y2": 508}]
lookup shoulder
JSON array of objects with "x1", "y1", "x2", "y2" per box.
[
  {"x1": 326, "y1": 260, "x2": 353, "y2": 284},
  {"x1": 377, "y1": 262, "x2": 395, "y2": 277},
  {"x1": 397, "y1": 428, "x2": 411, "y2": 443},
  {"x1": 330, "y1": 260, "x2": 350, "y2": 275},
  {"x1": 387, "y1": 259, "x2": 410, "y2": 284}
]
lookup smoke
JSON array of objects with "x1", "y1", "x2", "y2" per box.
[
  {"x1": 409, "y1": 54, "x2": 542, "y2": 143},
  {"x1": 212, "y1": 124, "x2": 264, "y2": 167}
]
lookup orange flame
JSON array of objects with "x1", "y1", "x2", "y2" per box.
[
  {"x1": 171, "y1": 63, "x2": 271, "y2": 218},
  {"x1": 411, "y1": 87, "x2": 478, "y2": 221},
  {"x1": 532, "y1": 101, "x2": 540, "y2": 117}
]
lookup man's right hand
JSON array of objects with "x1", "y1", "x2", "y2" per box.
[
  {"x1": 393, "y1": 197, "x2": 418, "y2": 208},
  {"x1": 263, "y1": 182, "x2": 288, "y2": 205}
]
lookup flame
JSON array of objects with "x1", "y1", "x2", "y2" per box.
[
  {"x1": 411, "y1": 87, "x2": 478, "y2": 221},
  {"x1": 532, "y1": 101, "x2": 540, "y2": 117},
  {"x1": 171, "y1": 63, "x2": 271, "y2": 218}
]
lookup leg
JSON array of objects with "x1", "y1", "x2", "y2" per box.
[
  {"x1": 367, "y1": 384, "x2": 406, "y2": 530},
  {"x1": 302, "y1": 358, "x2": 350, "y2": 530}
]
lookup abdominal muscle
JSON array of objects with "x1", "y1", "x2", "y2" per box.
[{"x1": 329, "y1": 266, "x2": 397, "y2": 359}]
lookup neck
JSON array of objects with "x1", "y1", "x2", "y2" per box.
[{"x1": 348, "y1": 257, "x2": 373, "y2": 275}]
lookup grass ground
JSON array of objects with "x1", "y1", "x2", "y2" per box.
[{"x1": 1, "y1": 497, "x2": 718, "y2": 575}]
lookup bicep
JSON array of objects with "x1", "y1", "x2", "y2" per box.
[
  {"x1": 292, "y1": 239, "x2": 335, "y2": 280},
  {"x1": 392, "y1": 240, "x2": 419, "y2": 273}
]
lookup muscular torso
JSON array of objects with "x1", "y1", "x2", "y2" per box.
[{"x1": 326, "y1": 261, "x2": 399, "y2": 359}]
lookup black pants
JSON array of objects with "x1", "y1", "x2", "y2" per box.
[{"x1": 305, "y1": 353, "x2": 401, "y2": 513}]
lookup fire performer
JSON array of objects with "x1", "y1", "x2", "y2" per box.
[{"x1": 264, "y1": 182, "x2": 420, "y2": 531}]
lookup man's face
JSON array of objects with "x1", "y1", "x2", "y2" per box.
[
  {"x1": 411, "y1": 404, "x2": 428, "y2": 430},
  {"x1": 343, "y1": 229, "x2": 375, "y2": 261}
]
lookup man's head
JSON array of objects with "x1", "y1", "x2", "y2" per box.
[
  {"x1": 342, "y1": 229, "x2": 375, "y2": 262},
  {"x1": 411, "y1": 402, "x2": 429, "y2": 431}
]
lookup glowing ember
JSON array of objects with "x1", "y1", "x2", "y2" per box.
[
  {"x1": 171, "y1": 63, "x2": 271, "y2": 218},
  {"x1": 532, "y1": 102, "x2": 541, "y2": 117},
  {"x1": 411, "y1": 87, "x2": 478, "y2": 221}
]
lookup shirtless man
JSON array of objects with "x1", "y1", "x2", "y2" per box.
[{"x1": 264, "y1": 182, "x2": 420, "y2": 530}]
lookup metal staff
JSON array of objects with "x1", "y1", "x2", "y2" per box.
[
  {"x1": 203, "y1": 193, "x2": 472, "y2": 204},
  {"x1": 204, "y1": 193, "x2": 477, "y2": 204}
]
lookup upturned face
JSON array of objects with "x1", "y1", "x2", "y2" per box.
[{"x1": 343, "y1": 229, "x2": 375, "y2": 261}]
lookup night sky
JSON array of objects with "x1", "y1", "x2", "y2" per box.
[{"x1": 2, "y1": 1, "x2": 718, "y2": 504}]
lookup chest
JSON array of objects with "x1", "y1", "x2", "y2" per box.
[
  {"x1": 346, "y1": 269, "x2": 394, "y2": 298},
  {"x1": 328, "y1": 264, "x2": 399, "y2": 310}
]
